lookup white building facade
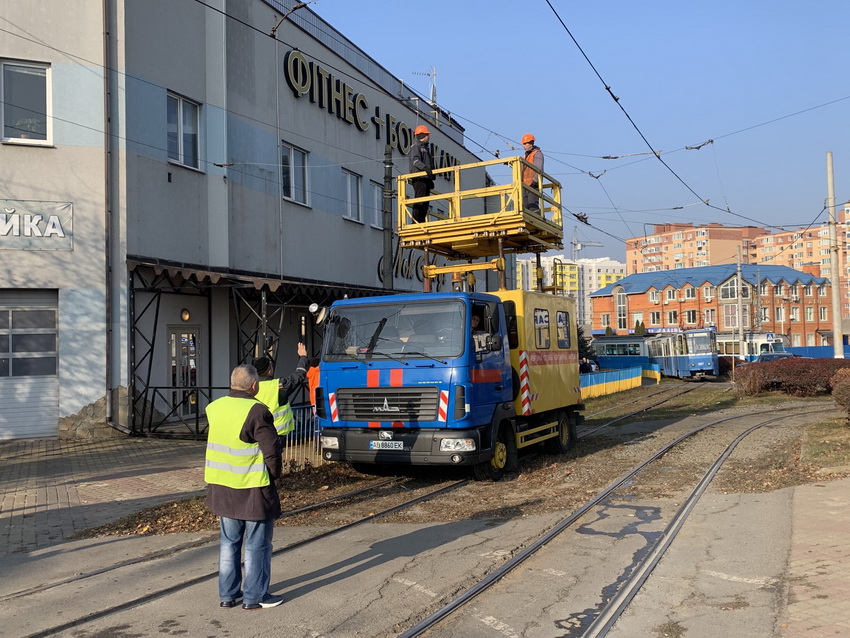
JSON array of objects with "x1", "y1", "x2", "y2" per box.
[{"x1": 0, "y1": 0, "x2": 488, "y2": 440}]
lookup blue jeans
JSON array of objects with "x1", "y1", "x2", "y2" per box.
[{"x1": 218, "y1": 517, "x2": 274, "y2": 605}]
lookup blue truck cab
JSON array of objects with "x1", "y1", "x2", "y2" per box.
[{"x1": 317, "y1": 290, "x2": 584, "y2": 480}]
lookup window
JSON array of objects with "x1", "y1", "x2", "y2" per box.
[
  {"x1": 791, "y1": 306, "x2": 799, "y2": 321},
  {"x1": 648, "y1": 290, "x2": 659, "y2": 303},
  {"x1": 721, "y1": 278, "x2": 749, "y2": 300},
  {"x1": 2, "y1": 61, "x2": 50, "y2": 144},
  {"x1": 703, "y1": 286, "x2": 714, "y2": 300},
  {"x1": 167, "y1": 93, "x2": 199, "y2": 168},
  {"x1": 760, "y1": 307, "x2": 770, "y2": 322},
  {"x1": 342, "y1": 169, "x2": 362, "y2": 221},
  {"x1": 649, "y1": 311, "x2": 661, "y2": 325},
  {"x1": 666, "y1": 288, "x2": 676, "y2": 301},
  {"x1": 685, "y1": 309, "x2": 697, "y2": 324},
  {"x1": 819, "y1": 284, "x2": 827, "y2": 297},
  {"x1": 281, "y1": 142, "x2": 307, "y2": 204},
  {"x1": 667, "y1": 310, "x2": 678, "y2": 324},
  {"x1": 0, "y1": 308, "x2": 57, "y2": 377},
  {"x1": 556, "y1": 311, "x2": 570, "y2": 349},
  {"x1": 806, "y1": 306, "x2": 814, "y2": 321},
  {"x1": 534, "y1": 308, "x2": 550, "y2": 349},
  {"x1": 775, "y1": 306, "x2": 784, "y2": 322},
  {"x1": 616, "y1": 288, "x2": 627, "y2": 330},
  {"x1": 723, "y1": 304, "x2": 750, "y2": 329},
  {"x1": 804, "y1": 284, "x2": 813, "y2": 296},
  {"x1": 820, "y1": 306, "x2": 828, "y2": 321},
  {"x1": 369, "y1": 181, "x2": 383, "y2": 228},
  {"x1": 601, "y1": 313, "x2": 611, "y2": 329},
  {"x1": 684, "y1": 287, "x2": 696, "y2": 299}
]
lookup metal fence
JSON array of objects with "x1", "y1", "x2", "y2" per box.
[{"x1": 282, "y1": 404, "x2": 324, "y2": 471}]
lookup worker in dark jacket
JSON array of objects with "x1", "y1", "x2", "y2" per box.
[
  {"x1": 205, "y1": 364, "x2": 283, "y2": 611},
  {"x1": 408, "y1": 124, "x2": 434, "y2": 223},
  {"x1": 253, "y1": 343, "x2": 308, "y2": 436}
]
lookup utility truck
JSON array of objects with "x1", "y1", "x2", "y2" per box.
[{"x1": 316, "y1": 155, "x2": 584, "y2": 480}]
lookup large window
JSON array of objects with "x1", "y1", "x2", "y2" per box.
[
  {"x1": 342, "y1": 169, "x2": 362, "y2": 222},
  {"x1": 281, "y1": 142, "x2": 307, "y2": 204},
  {"x1": 2, "y1": 61, "x2": 50, "y2": 144},
  {"x1": 0, "y1": 308, "x2": 57, "y2": 377},
  {"x1": 616, "y1": 288, "x2": 627, "y2": 330},
  {"x1": 167, "y1": 93, "x2": 199, "y2": 168},
  {"x1": 369, "y1": 181, "x2": 383, "y2": 228}
]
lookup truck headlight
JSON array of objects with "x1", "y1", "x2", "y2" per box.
[
  {"x1": 320, "y1": 436, "x2": 339, "y2": 449},
  {"x1": 440, "y1": 438, "x2": 475, "y2": 452}
]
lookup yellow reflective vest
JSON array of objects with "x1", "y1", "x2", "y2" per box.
[
  {"x1": 255, "y1": 378, "x2": 295, "y2": 436},
  {"x1": 204, "y1": 396, "x2": 270, "y2": 489}
]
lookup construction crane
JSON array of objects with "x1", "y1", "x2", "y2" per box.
[{"x1": 570, "y1": 226, "x2": 603, "y2": 261}]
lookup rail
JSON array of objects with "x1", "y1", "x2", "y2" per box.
[{"x1": 130, "y1": 387, "x2": 324, "y2": 469}]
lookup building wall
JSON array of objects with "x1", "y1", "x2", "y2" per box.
[{"x1": 0, "y1": 2, "x2": 109, "y2": 433}]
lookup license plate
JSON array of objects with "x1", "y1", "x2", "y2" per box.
[{"x1": 369, "y1": 440, "x2": 403, "y2": 450}]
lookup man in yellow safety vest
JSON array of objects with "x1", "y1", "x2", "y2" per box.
[
  {"x1": 253, "y1": 342, "x2": 308, "y2": 437},
  {"x1": 205, "y1": 364, "x2": 284, "y2": 611}
]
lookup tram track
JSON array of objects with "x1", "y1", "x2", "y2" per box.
[
  {"x1": 398, "y1": 404, "x2": 834, "y2": 637},
  {"x1": 15, "y1": 479, "x2": 469, "y2": 638},
  {"x1": 8, "y1": 384, "x2": 815, "y2": 638}
]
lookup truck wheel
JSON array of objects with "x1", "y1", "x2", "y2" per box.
[
  {"x1": 544, "y1": 410, "x2": 575, "y2": 455},
  {"x1": 473, "y1": 425, "x2": 510, "y2": 481}
]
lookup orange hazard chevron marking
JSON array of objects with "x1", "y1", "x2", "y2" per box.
[
  {"x1": 438, "y1": 390, "x2": 449, "y2": 421},
  {"x1": 329, "y1": 392, "x2": 339, "y2": 422},
  {"x1": 519, "y1": 350, "x2": 532, "y2": 415},
  {"x1": 471, "y1": 369, "x2": 502, "y2": 383}
]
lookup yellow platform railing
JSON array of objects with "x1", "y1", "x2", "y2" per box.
[{"x1": 397, "y1": 156, "x2": 564, "y2": 261}]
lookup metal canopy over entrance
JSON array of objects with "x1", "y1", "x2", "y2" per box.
[{"x1": 128, "y1": 258, "x2": 383, "y2": 439}]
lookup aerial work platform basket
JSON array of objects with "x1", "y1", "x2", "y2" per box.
[{"x1": 397, "y1": 156, "x2": 564, "y2": 260}]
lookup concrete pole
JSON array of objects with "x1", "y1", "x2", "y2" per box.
[
  {"x1": 382, "y1": 145, "x2": 394, "y2": 290},
  {"x1": 737, "y1": 247, "x2": 745, "y2": 358},
  {"x1": 827, "y1": 152, "x2": 844, "y2": 358}
]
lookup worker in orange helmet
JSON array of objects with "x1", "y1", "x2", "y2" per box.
[
  {"x1": 521, "y1": 133, "x2": 544, "y2": 212},
  {"x1": 408, "y1": 124, "x2": 435, "y2": 223}
]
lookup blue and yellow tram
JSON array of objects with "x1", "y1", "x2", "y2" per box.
[
  {"x1": 593, "y1": 329, "x2": 718, "y2": 379},
  {"x1": 646, "y1": 329, "x2": 718, "y2": 379}
]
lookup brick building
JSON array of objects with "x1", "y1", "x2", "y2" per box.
[{"x1": 589, "y1": 264, "x2": 833, "y2": 348}]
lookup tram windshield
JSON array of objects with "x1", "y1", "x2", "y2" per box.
[
  {"x1": 686, "y1": 332, "x2": 714, "y2": 354},
  {"x1": 324, "y1": 301, "x2": 465, "y2": 361}
]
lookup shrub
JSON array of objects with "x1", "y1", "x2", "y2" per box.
[
  {"x1": 830, "y1": 368, "x2": 850, "y2": 419},
  {"x1": 734, "y1": 357, "x2": 850, "y2": 397}
]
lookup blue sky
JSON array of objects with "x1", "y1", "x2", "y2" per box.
[{"x1": 312, "y1": 0, "x2": 850, "y2": 261}]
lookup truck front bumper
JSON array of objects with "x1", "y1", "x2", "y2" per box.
[{"x1": 320, "y1": 427, "x2": 491, "y2": 466}]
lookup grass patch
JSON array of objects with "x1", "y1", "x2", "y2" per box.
[{"x1": 802, "y1": 417, "x2": 850, "y2": 469}]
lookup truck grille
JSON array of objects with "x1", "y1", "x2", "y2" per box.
[{"x1": 334, "y1": 386, "x2": 440, "y2": 422}]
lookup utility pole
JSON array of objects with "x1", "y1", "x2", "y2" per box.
[
  {"x1": 827, "y1": 152, "x2": 844, "y2": 358},
  {"x1": 736, "y1": 247, "x2": 745, "y2": 357},
  {"x1": 382, "y1": 145, "x2": 394, "y2": 290}
]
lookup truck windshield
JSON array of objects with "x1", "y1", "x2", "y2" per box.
[{"x1": 325, "y1": 301, "x2": 465, "y2": 361}]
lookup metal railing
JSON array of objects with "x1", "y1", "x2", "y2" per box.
[{"x1": 131, "y1": 386, "x2": 325, "y2": 472}]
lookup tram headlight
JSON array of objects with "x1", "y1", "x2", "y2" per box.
[
  {"x1": 320, "y1": 436, "x2": 339, "y2": 449},
  {"x1": 440, "y1": 438, "x2": 476, "y2": 452}
]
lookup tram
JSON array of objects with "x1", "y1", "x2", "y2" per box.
[
  {"x1": 593, "y1": 329, "x2": 719, "y2": 379},
  {"x1": 716, "y1": 331, "x2": 789, "y2": 362}
]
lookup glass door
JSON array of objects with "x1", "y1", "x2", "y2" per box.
[{"x1": 168, "y1": 328, "x2": 199, "y2": 417}]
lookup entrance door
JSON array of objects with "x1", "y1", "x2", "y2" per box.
[{"x1": 168, "y1": 327, "x2": 199, "y2": 417}]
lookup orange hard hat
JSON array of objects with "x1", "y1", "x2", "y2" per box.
[
  {"x1": 414, "y1": 125, "x2": 430, "y2": 136},
  {"x1": 521, "y1": 133, "x2": 535, "y2": 144}
]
